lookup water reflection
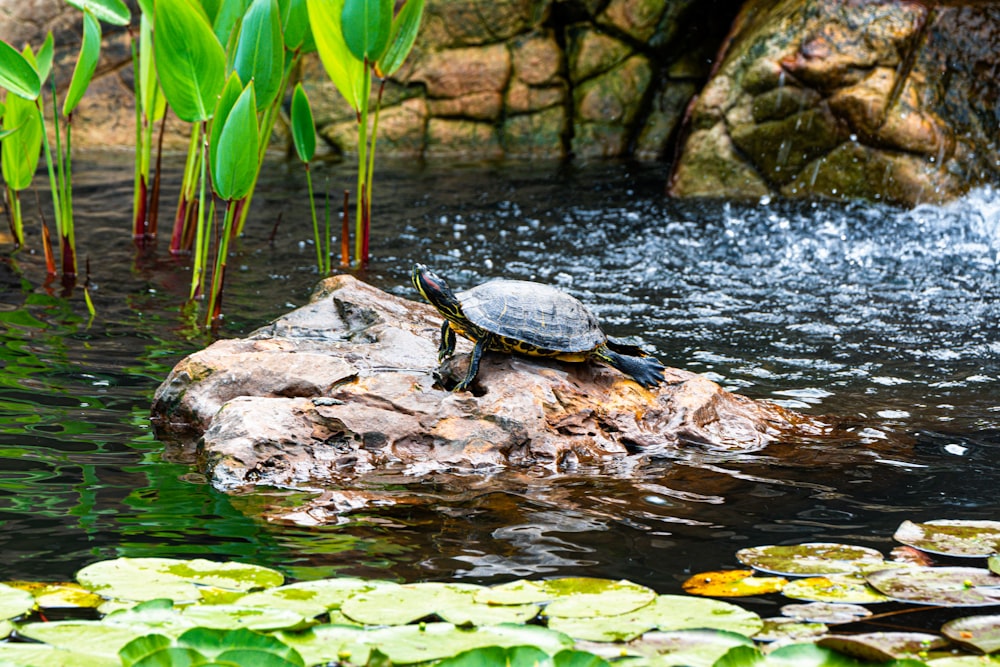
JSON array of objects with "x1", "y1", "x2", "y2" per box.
[{"x1": 0, "y1": 153, "x2": 998, "y2": 591}]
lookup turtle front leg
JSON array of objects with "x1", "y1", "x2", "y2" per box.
[
  {"x1": 453, "y1": 335, "x2": 489, "y2": 392},
  {"x1": 438, "y1": 320, "x2": 457, "y2": 361}
]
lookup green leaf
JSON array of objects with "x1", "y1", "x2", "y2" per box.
[
  {"x1": 138, "y1": 14, "x2": 166, "y2": 122},
  {"x1": 212, "y1": 0, "x2": 251, "y2": 47},
  {"x1": 154, "y1": 0, "x2": 227, "y2": 122},
  {"x1": 341, "y1": 0, "x2": 392, "y2": 62},
  {"x1": 436, "y1": 645, "x2": 552, "y2": 667},
  {"x1": 211, "y1": 82, "x2": 259, "y2": 201},
  {"x1": 233, "y1": 0, "x2": 284, "y2": 111},
  {"x1": 63, "y1": 10, "x2": 101, "y2": 116},
  {"x1": 0, "y1": 39, "x2": 41, "y2": 99},
  {"x1": 306, "y1": 0, "x2": 365, "y2": 111},
  {"x1": 377, "y1": 0, "x2": 422, "y2": 76},
  {"x1": 119, "y1": 633, "x2": 174, "y2": 667},
  {"x1": 553, "y1": 649, "x2": 611, "y2": 667},
  {"x1": 282, "y1": 0, "x2": 311, "y2": 50},
  {"x1": 66, "y1": 0, "x2": 130, "y2": 25},
  {"x1": 291, "y1": 83, "x2": 316, "y2": 162},
  {"x1": 1, "y1": 66, "x2": 44, "y2": 190},
  {"x1": 210, "y1": 71, "x2": 245, "y2": 175},
  {"x1": 36, "y1": 31, "x2": 54, "y2": 83},
  {"x1": 735, "y1": 542, "x2": 885, "y2": 576}
]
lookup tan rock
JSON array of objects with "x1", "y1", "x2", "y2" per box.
[
  {"x1": 410, "y1": 44, "x2": 511, "y2": 99},
  {"x1": 152, "y1": 275, "x2": 827, "y2": 496},
  {"x1": 511, "y1": 31, "x2": 562, "y2": 86},
  {"x1": 427, "y1": 91, "x2": 503, "y2": 121},
  {"x1": 425, "y1": 118, "x2": 503, "y2": 158},
  {"x1": 505, "y1": 81, "x2": 566, "y2": 114},
  {"x1": 598, "y1": 0, "x2": 667, "y2": 42}
]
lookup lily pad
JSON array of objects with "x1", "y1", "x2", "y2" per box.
[
  {"x1": 361, "y1": 622, "x2": 574, "y2": 664},
  {"x1": 473, "y1": 577, "x2": 656, "y2": 619},
  {"x1": 274, "y1": 624, "x2": 369, "y2": 667},
  {"x1": 542, "y1": 578, "x2": 657, "y2": 619},
  {"x1": 866, "y1": 567, "x2": 1000, "y2": 607},
  {"x1": 652, "y1": 594, "x2": 763, "y2": 635},
  {"x1": 180, "y1": 603, "x2": 307, "y2": 631},
  {"x1": 340, "y1": 581, "x2": 539, "y2": 627},
  {"x1": 895, "y1": 520, "x2": 1000, "y2": 558},
  {"x1": 753, "y1": 617, "x2": 827, "y2": 642},
  {"x1": 77, "y1": 557, "x2": 284, "y2": 602},
  {"x1": 817, "y1": 632, "x2": 947, "y2": 661},
  {"x1": 0, "y1": 582, "x2": 34, "y2": 620},
  {"x1": 927, "y1": 657, "x2": 1000, "y2": 666},
  {"x1": 547, "y1": 610, "x2": 654, "y2": 642},
  {"x1": 990, "y1": 556, "x2": 1000, "y2": 577},
  {"x1": 0, "y1": 643, "x2": 116, "y2": 667},
  {"x1": 682, "y1": 570, "x2": 788, "y2": 597},
  {"x1": 735, "y1": 543, "x2": 884, "y2": 576},
  {"x1": 237, "y1": 577, "x2": 392, "y2": 617},
  {"x1": 16, "y1": 620, "x2": 153, "y2": 659},
  {"x1": 7, "y1": 581, "x2": 103, "y2": 610},
  {"x1": 781, "y1": 573, "x2": 891, "y2": 604},
  {"x1": 942, "y1": 615, "x2": 1000, "y2": 654},
  {"x1": 779, "y1": 602, "x2": 872, "y2": 624},
  {"x1": 624, "y1": 629, "x2": 755, "y2": 667}
]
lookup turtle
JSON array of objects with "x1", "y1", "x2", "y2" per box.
[{"x1": 411, "y1": 263, "x2": 666, "y2": 391}]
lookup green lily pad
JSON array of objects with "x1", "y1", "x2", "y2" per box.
[
  {"x1": 990, "y1": 556, "x2": 1000, "y2": 577},
  {"x1": 0, "y1": 643, "x2": 116, "y2": 667},
  {"x1": 682, "y1": 570, "x2": 788, "y2": 597},
  {"x1": 779, "y1": 602, "x2": 872, "y2": 624},
  {"x1": 736, "y1": 543, "x2": 884, "y2": 576},
  {"x1": 781, "y1": 573, "x2": 891, "y2": 604},
  {"x1": 274, "y1": 624, "x2": 369, "y2": 667},
  {"x1": 895, "y1": 520, "x2": 1000, "y2": 558},
  {"x1": 547, "y1": 610, "x2": 654, "y2": 642},
  {"x1": 102, "y1": 599, "x2": 195, "y2": 635},
  {"x1": 942, "y1": 615, "x2": 1000, "y2": 654},
  {"x1": 0, "y1": 582, "x2": 34, "y2": 620},
  {"x1": 434, "y1": 645, "x2": 554, "y2": 667},
  {"x1": 0, "y1": 620, "x2": 11, "y2": 639},
  {"x1": 927, "y1": 657, "x2": 1000, "y2": 666},
  {"x1": 753, "y1": 617, "x2": 827, "y2": 642},
  {"x1": 866, "y1": 567, "x2": 1000, "y2": 607},
  {"x1": 624, "y1": 629, "x2": 755, "y2": 667},
  {"x1": 474, "y1": 580, "x2": 551, "y2": 605},
  {"x1": 236, "y1": 577, "x2": 392, "y2": 619},
  {"x1": 16, "y1": 620, "x2": 153, "y2": 659},
  {"x1": 542, "y1": 578, "x2": 657, "y2": 619},
  {"x1": 339, "y1": 581, "x2": 538, "y2": 627},
  {"x1": 180, "y1": 603, "x2": 307, "y2": 631},
  {"x1": 651, "y1": 595, "x2": 763, "y2": 635},
  {"x1": 361, "y1": 622, "x2": 574, "y2": 664},
  {"x1": 817, "y1": 632, "x2": 947, "y2": 661},
  {"x1": 77, "y1": 557, "x2": 284, "y2": 602}
]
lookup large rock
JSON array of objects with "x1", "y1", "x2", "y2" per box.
[
  {"x1": 151, "y1": 275, "x2": 827, "y2": 497},
  {"x1": 668, "y1": 0, "x2": 1000, "y2": 206}
]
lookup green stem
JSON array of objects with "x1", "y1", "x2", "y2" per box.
[
  {"x1": 206, "y1": 197, "x2": 238, "y2": 326},
  {"x1": 305, "y1": 164, "x2": 323, "y2": 273},
  {"x1": 35, "y1": 100, "x2": 62, "y2": 244},
  {"x1": 189, "y1": 122, "x2": 209, "y2": 299},
  {"x1": 171, "y1": 128, "x2": 202, "y2": 253},
  {"x1": 63, "y1": 115, "x2": 76, "y2": 276},
  {"x1": 354, "y1": 63, "x2": 371, "y2": 266},
  {"x1": 365, "y1": 77, "x2": 385, "y2": 237},
  {"x1": 8, "y1": 188, "x2": 23, "y2": 247}
]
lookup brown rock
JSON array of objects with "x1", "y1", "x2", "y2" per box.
[
  {"x1": 410, "y1": 44, "x2": 511, "y2": 99},
  {"x1": 427, "y1": 92, "x2": 504, "y2": 121},
  {"x1": 152, "y1": 274, "x2": 828, "y2": 495},
  {"x1": 511, "y1": 32, "x2": 563, "y2": 86}
]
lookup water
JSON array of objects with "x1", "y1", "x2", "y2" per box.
[{"x1": 2, "y1": 152, "x2": 999, "y2": 596}]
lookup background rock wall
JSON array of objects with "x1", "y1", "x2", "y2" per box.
[{"x1": 0, "y1": 0, "x2": 742, "y2": 159}]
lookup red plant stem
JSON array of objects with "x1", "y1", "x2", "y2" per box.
[
  {"x1": 148, "y1": 111, "x2": 168, "y2": 239},
  {"x1": 41, "y1": 219, "x2": 56, "y2": 276},
  {"x1": 340, "y1": 189, "x2": 350, "y2": 267},
  {"x1": 169, "y1": 198, "x2": 188, "y2": 254},
  {"x1": 133, "y1": 175, "x2": 148, "y2": 241}
]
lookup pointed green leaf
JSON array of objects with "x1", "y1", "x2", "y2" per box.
[
  {"x1": 306, "y1": 0, "x2": 364, "y2": 111},
  {"x1": 233, "y1": 0, "x2": 284, "y2": 111},
  {"x1": 291, "y1": 83, "x2": 315, "y2": 162},
  {"x1": 0, "y1": 39, "x2": 41, "y2": 99},
  {"x1": 154, "y1": 0, "x2": 227, "y2": 122},
  {"x1": 63, "y1": 10, "x2": 102, "y2": 116},
  {"x1": 341, "y1": 0, "x2": 392, "y2": 62},
  {"x1": 210, "y1": 71, "x2": 244, "y2": 172},
  {"x1": 212, "y1": 0, "x2": 251, "y2": 46},
  {"x1": 119, "y1": 633, "x2": 174, "y2": 667},
  {"x1": 212, "y1": 82, "x2": 259, "y2": 201},
  {"x1": 201, "y1": 0, "x2": 223, "y2": 23},
  {"x1": 66, "y1": 0, "x2": 130, "y2": 25},
  {"x1": 377, "y1": 0, "x2": 422, "y2": 76},
  {"x1": 36, "y1": 32, "x2": 54, "y2": 84},
  {"x1": 282, "y1": 0, "x2": 311, "y2": 50},
  {"x1": 1, "y1": 67, "x2": 44, "y2": 190}
]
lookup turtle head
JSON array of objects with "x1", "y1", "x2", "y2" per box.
[{"x1": 412, "y1": 264, "x2": 463, "y2": 319}]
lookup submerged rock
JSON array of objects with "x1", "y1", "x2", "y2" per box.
[{"x1": 151, "y1": 275, "x2": 826, "y2": 494}]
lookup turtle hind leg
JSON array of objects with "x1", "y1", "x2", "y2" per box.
[{"x1": 594, "y1": 344, "x2": 665, "y2": 388}]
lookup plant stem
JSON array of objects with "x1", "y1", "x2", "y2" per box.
[
  {"x1": 189, "y1": 122, "x2": 209, "y2": 299},
  {"x1": 206, "y1": 197, "x2": 238, "y2": 326},
  {"x1": 171, "y1": 129, "x2": 201, "y2": 254},
  {"x1": 61, "y1": 113, "x2": 77, "y2": 278},
  {"x1": 354, "y1": 63, "x2": 372, "y2": 267},
  {"x1": 305, "y1": 164, "x2": 323, "y2": 273}
]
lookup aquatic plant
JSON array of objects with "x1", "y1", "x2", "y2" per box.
[
  {"x1": 308, "y1": 0, "x2": 425, "y2": 267},
  {"x1": 3, "y1": 519, "x2": 1000, "y2": 665}
]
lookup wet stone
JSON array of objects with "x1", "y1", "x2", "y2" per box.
[{"x1": 151, "y1": 275, "x2": 828, "y2": 499}]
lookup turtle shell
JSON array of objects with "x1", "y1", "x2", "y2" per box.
[{"x1": 457, "y1": 279, "x2": 606, "y2": 353}]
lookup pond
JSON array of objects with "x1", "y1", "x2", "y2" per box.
[{"x1": 1, "y1": 152, "x2": 998, "y2": 601}]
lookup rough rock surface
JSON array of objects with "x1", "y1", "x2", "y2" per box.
[
  {"x1": 668, "y1": 0, "x2": 1000, "y2": 206},
  {"x1": 151, "y1": 275, "x2": 827, "y2": 495}
]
